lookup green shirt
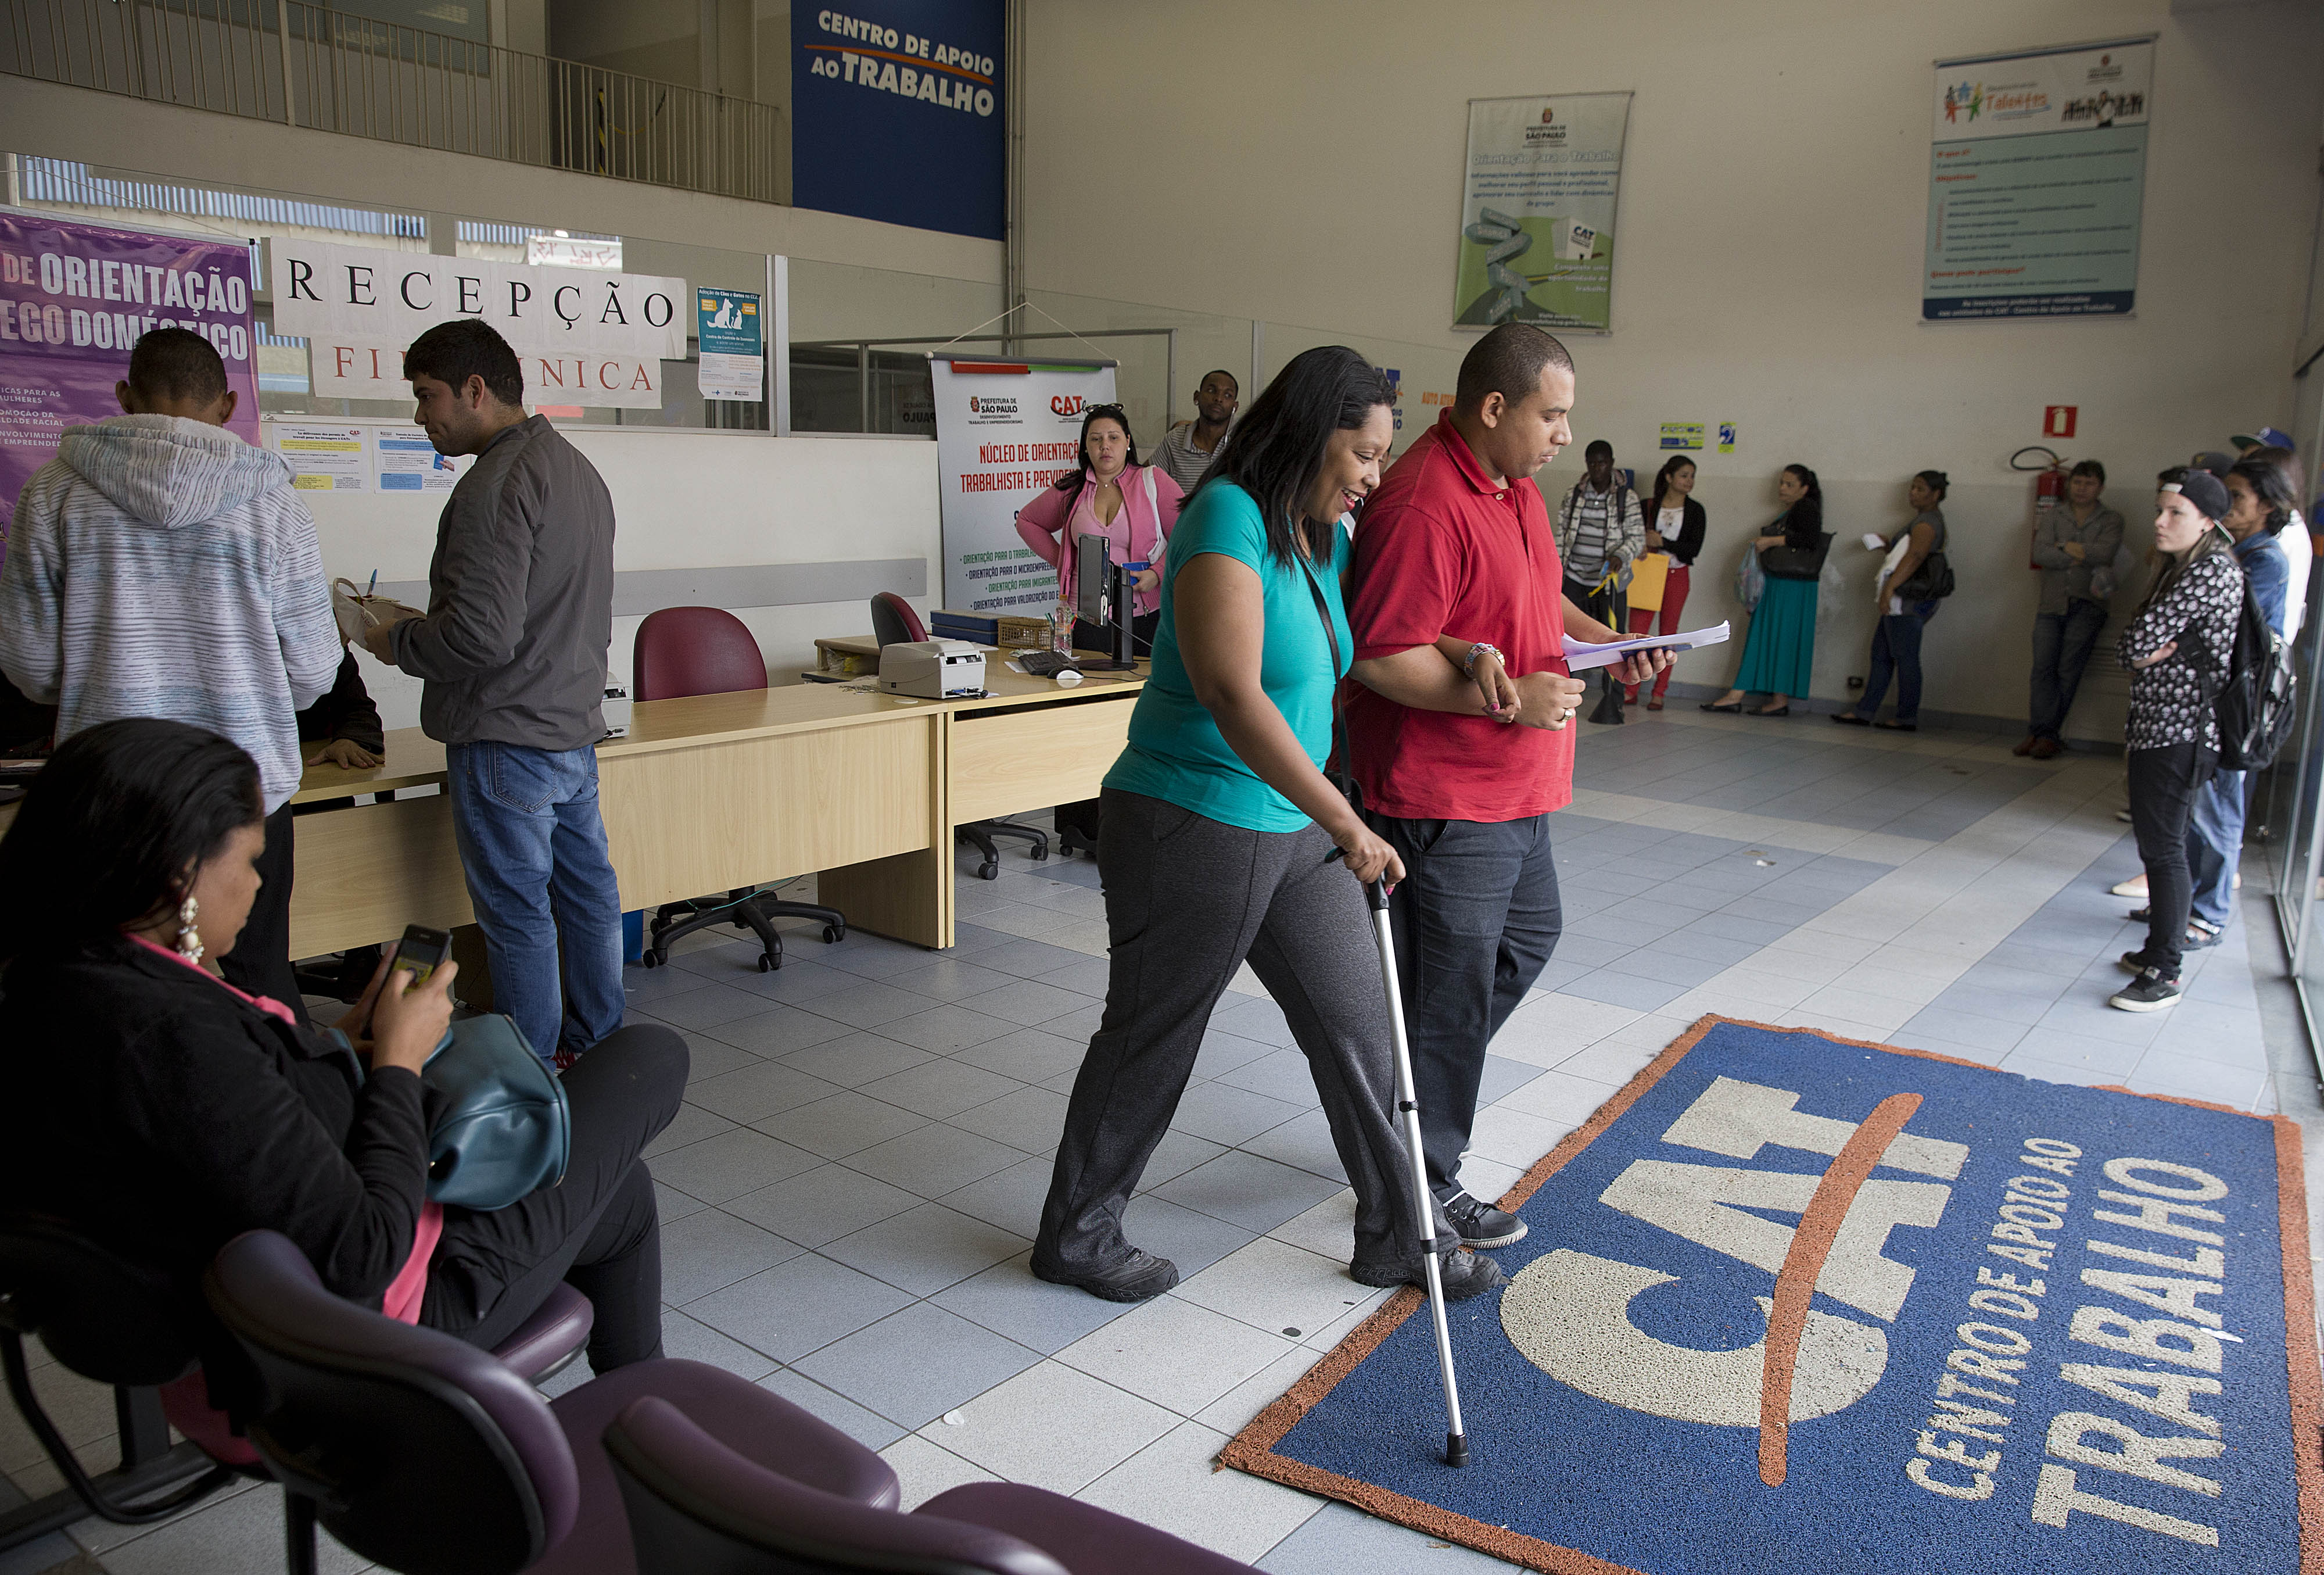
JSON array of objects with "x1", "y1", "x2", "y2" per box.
[{"x1": 1106, "y1": 481, "x2": 1353, "y2": 833}]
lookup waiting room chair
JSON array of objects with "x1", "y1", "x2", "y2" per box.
[
  {"x1": 632, "y1": 607, "x2": 848, "y2": 969},
  {"x1": 0, "y1": 1214, "x2": 239, "y2": 1549},
  {"x1": 0, "y1": 1212, "x2": 597, "y2": 1558},
  {"x1": 203, "y1": 1229, "x2": 899, "y2": 1575},
  {"x1": 870, "y1": 592, "x2": 1051, "y2": 880},
  {"x1": 605, "y1": 1392, "x2": 1260, "y2": 1573}
]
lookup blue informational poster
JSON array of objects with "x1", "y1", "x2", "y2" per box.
[
  {"x1": 792, "y1": 3, "x2": 1005, "y2": 241},
  {"x1": 1924, "y1": 38, "x2": 2154, "y2": 322},
  {"x1": 695, "y1": 287, "x2": 763, "y2": 402}
]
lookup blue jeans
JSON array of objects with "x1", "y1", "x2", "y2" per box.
[
  {"x1": 2185, "y1": 767, "x2": 2247, "y2": 932},
  {"x1": 2029, "y1": 600, "x2": 2108, "y2": 742},
  {"x1": 1858, "y1": 609, "x2": 1930, "y2": 722},
  {"x1": 446, "y1": 740, "x2": 627, "y2": 1062}
]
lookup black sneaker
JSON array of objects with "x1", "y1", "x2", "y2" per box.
[
  {"x1": 1351, "y1": 1249, "x2": 1507, "y2": 1303},
  {"x1": 1030, "y1": 1248, "x2": 1178, "y2": 1303},
  {"x1": 1443, "y1": 1191, "x2": 1529, "y2": 1248},
  {"x1": 2108, "y1": 968, "x2": 2183, "y2": 1012},
  {"x1": 2118, "y1": 947, "x2": 2156, "y2": 973}
]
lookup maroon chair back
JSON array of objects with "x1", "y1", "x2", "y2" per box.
[
  {"x1": 870, "y1": 593, "x2": 927, "y2": 647},
  {"x1": 633, "y1": 607, "x2": 769, "y2": 702}
]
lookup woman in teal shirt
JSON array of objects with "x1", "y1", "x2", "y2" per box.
[{"x1": 1033, "y1": 347, "x2": 1498, "y2": 1308}]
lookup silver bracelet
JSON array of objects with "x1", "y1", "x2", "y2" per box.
[{"x1": 1464, "y1": 641, "x2": 1504, "y2": 677}]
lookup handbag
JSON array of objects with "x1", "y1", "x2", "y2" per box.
[
  {"x1": 1896, "y1": 549, "x2": 1956, "y2": 601},
  {"x1": 1761, "y1": 532, "x2": 1833, "y2": 581},
  {"x1": 421, "y1": 1015, "x2": 571, "y2": 1210}
]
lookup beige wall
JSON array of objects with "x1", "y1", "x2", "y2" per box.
[{"x1": 1020, "y1": 0, "x2": 2324, "y2": 733}]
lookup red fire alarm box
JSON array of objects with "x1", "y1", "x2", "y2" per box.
[{"x1": 2043, "y1": 406, "x2": 2078, "y2": 439}]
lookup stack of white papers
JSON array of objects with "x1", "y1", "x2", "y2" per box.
[{"x1": 1561, "y1": 622, "x2": 1731, "y2": 672}]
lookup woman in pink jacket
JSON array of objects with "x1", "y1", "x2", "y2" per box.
[{"x1": 1015, "y1": 403, "x2": 1185, "y2": 656}]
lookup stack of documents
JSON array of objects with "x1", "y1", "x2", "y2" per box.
[{"x1": 1561, "y1": 622, "x2": 1730, "y2": 672}]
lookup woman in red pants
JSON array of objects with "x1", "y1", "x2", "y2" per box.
[{"x1": 1626, "y1": 456, "x2": 1707, "y2": 708}]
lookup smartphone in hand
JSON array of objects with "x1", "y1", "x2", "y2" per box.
[{"x1": 366, "y1": 924, "x2": 453, "y2": 1033}]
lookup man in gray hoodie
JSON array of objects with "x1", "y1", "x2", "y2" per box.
[{"x1": 0, "y1": 327, "x2": 340, "y2": 1008}]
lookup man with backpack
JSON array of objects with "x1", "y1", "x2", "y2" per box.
[
  {"x1": 2176, "y1": 454, "x2": 2301, "y2": 950},
  {"x1": 1555, "y1": 441, "x2": 1644, "y2": 724}
]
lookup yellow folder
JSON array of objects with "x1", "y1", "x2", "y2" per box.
[{"x1": 1628, "y1": 553, "x2": 1672, "y2": 613}]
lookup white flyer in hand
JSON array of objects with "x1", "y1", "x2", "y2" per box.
[{"x1": 1561, "y1": 621, "x2": 1730, "y2": 672}]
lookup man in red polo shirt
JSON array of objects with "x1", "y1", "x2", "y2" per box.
[{"x1": 1347, "y1": 323, "x2": 1665, "y2": 1249}]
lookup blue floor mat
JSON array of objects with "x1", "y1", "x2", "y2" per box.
[{"x1": 1224, "y1": 1016, "x2": 2321, "y2": 1573}]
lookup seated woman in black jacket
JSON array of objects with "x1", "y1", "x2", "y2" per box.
[{"x1": 0, "y1": 718, "x2": 687, "y2": 1378}]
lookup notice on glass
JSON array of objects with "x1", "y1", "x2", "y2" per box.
[
  {"x1": 267, "y1": 421, "x2": 367, "y2": 492},
  {"x1": 375, "y1": 431, "x2": 467, "y2": 493},
  {"x1": 1454, "y1": 92, "x2": 1631, "y2": 332},
  {"x1": 1924, "y1": 37, "x2": 2153, "y2": 321},
  {"x1": 695, "y1": 287, "x2": 765, "y2": 402}
]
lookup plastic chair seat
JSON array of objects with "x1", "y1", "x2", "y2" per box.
[
  {"x1": 919, "y1": 1482, "x2": 1258, "y2": 1574},
  {"x1": 536, "y1": 1359, "x2": 901, "y2": 1575},
  {"x1": 493, "y1": 1283, "x2": 593, "y2": 1384}
]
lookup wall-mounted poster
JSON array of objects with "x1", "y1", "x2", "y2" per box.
[
  {"x1": 0, "y1": 213, "x2": 259, "y2": 538},
  {"x1": 1923, "y1": 37, "x2": 2154, "y2": 321},
  {"x1": 695, "y1": 287, "x2": 764, "y2": 402},
  {"x1": 1454, "y1": 93, "x2": 1631, "y2": 333},
  {"x1": 793, "y1": 2, "x2": 1005, "y2": 242},
  {"x1": 928, "y1": 357, "x2": 1117, "y2": 612}
]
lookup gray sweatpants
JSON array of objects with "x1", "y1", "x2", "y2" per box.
[{"x1": 1034, "y1": 789, "x2": 1451, "y2": 1276}]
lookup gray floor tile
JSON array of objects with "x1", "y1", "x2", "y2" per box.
[
  {"x1": 1238, "y1": 1108, "x2": 1347, "y2": 1183},
  {"x1": 880, "y1": 957, "x2": 1021, "y2": 1003},
  {"x1": 642, "y1": 980, "x2": 786, "y2": 1031},
  {"x1": 1118, "y1": 1195, "x2": 1262, "y2": 1276},
  {"x1": 727, "y1": 957, "x2": 866, "y2": 1004},
  {"x1": 656, "y1": 1208, "x2": 804, "y2": 1304},
  {"x1": 684, "y1": 1059, "x2": 847, "y2": 1125},
  {"x1": 939, "y1": 1155, "x2": 1059, "y2": 1237},
  {"x1": 812, "y1": 932, "x2": 952, "y2": 980},
  {"x1": 880, "y1": 1003, "x2": 1020, "y2": 1055},
  {"x1": 1257, "y1": 1501, "x2": 1522, "y2": 1573},
  {"x1": 750, "y1": 1090, "x2": 931, "y2": 1159},
  {"x1": 842, "y1": 1123, "x2": 1030, "y2": 1198},
  {"x1": 955, "y1": 1026, "x2": 1092, "y2": 1084},
  {"x1": 821, "y1": 1202, "x2": 1034, "y2": 1295},
  {"x1": 2125, "y1": 1051, "x2": 2266, "y2": 1107},
  {"x1": 1191, "y1": 1028, "x2": 1277, "y2": 1079},
  {"x1": 723, "y1": 1162, "x2": 926, "y2": 1248},
  {"x1": 1557, "y1": 971, "x2": 1688, "y2": 1011},
  {"x1": 648, "y1": 1126, "x2": 823, "y2": 1204},
  {"x1": 779, "y1": 1030, "x2": 941, "y2": 1089},
  {"x1": 1207, "y1": 996, "x2": 1297, "y2": 1048},
  {"x1": 652, "y1": 1179, "x2": 708, "y2": 1224},
  {"x1": 674, "y1": 1032, "x2": 762, "y2": 1083},
  {"x1": 1138, "y1": 1128, "x2": 1232, "y2": 1188},
  {"x1": 1477, "y1": 1053, "x2": 1545, "y2": 1107},
  {"x1": 955, "y1": 978, "x2": 1094, "y2": 1028},
  {"x1": 968, "y1": 937, "x2": 1091, "y2": 979},
  {"x1": 659, "y1": 1309, "x2": 780, "y2": 1381},
  {"x1": 686, "y1": 1253, "x2": 916, "y2": 1361},
  {"x1": 1168, "y1": 1082, "x2": 1308, "y2": 1147},
  {"x1": 1683, "y1": 910, "x2": 1779, "y2": 944},
  {"x1": 702, "y1": 1003, "x2": 858, "y2": 1057},
  {"x1": 1152, "y1": 1151, "x2": 1347, "y2": 1234},
  {"x1": 946, "y1": 1085, "x2": 1072, "y2": 1154},
  {"x1": 1899, "y1": 1007, "x2": 2030, "y2": 1054},
  {"x1": 641, "y1": 1100, "x2": 737, "y2": 1159},
  {"x1": 804, "y1": 979, "x2": 948, "y2": 1030},
  {"x1": 858, "y1": 1058, "x2": 1028, "y2": 1119},
  {"x1": 931, "y1": 1253, "x2": 1141, "y2": 1354},
  {"x1": 1552, "y1": 933, "x2": 1644, "y2": 968},
  {"x1": 1215, "y1": 1048, "x2": 1328, "y2": 1107},
  {"x1": 790, "y1": 1304, "x2": 1042, "y2": 1429},
  {"x1": 756, "y1": 1368, "x2": 908, "y2": 1451}
]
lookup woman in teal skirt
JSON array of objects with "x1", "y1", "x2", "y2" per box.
[{"x1": 1703, "y1": 464, "x2": 1824, "y2": 717}]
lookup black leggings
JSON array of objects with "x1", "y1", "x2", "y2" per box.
[
  {"x1": 2126, "y1": 743, "x2": 2216, "y2": 980},
  {"x1": 419, "y1": 1023, "x2": 687, "y2": 1372}
]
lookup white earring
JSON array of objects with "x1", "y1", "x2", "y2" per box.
[{"x1": 175, "y1": 895, "x2": 204, "y2": 964}]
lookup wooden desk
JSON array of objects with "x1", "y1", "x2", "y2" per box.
[
  {"x1": 945, "y1": 656, "x2": 1146, "y2": 829},
  {"x1": 286, "y1": 684, "x2": 948, "y2": 957}
]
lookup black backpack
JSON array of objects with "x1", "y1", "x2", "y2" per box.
[{"x1": 2212, "y1": 577, "x2": 2298, "y2": 772}]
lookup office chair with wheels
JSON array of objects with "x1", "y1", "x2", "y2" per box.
[
  {"x1": 870, "y1": 592, "x2": 1050, "y2": 880},
  {"x1": 631, "y1": 607, "x2": 847, "y2": 970},
  {"x1": 606, "y1": 1393, "x2": 1261, "y2": 1573},
  {"x1": 203, "y1": 1230, "x2": 898, "y2": 1575}
]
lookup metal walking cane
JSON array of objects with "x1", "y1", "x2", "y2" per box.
[{"x1": 1358, "y1": 868, "x2": 1472, "y2": 1468}]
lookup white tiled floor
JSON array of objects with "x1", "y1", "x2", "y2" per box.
[{"x1": 5, "y1": 706, "x2": 2318, "y2": 1574}]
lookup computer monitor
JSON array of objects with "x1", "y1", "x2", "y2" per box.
[{"x1": 1073, "y1": 532, "x2": 1109, "y2": 631}]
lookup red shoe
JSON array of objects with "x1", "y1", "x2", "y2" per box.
[
  {"x1": 553, "y1": 1046, "x2": 582, "y2": 1071},
  {"x1": 1647, "y1": 698, "x2": 1665, "y2": 711}
]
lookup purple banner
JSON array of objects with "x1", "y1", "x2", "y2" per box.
[{"x1": 0, "y1": 213, "x2": 260, "y2": 540}]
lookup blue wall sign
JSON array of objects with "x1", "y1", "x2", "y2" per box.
[{"x1": 792, "y1": 3, "x2": 1005, "y2": 242}]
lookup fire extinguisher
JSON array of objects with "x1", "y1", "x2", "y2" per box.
[{"x1": 2011, "y1": 445, "x2": 2068, "y2": 570}]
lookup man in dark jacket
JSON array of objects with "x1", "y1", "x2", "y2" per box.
[{"x1": 363, "y1": 320, "x2": 620, "y2": 1067}]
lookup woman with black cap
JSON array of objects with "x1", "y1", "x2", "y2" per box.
[
  {"x1": 1834, "y1": 470, "x2": 1950, "y2": 731},
  {"x1": 2111, "y1": 467, "x2": 2244, "y2": 1013}
]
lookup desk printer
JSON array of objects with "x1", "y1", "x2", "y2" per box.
[{"x1": 878, "y1": 639, "x2": 986, "y2": 699}]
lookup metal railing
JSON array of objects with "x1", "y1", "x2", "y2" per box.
[{"x1": 2, "y1": 0, "x2": 786, "y2": 205}]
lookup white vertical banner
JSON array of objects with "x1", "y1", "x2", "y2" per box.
[{"x1": 929, "y1": 356, "x2": 1117, "y2": 612}]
